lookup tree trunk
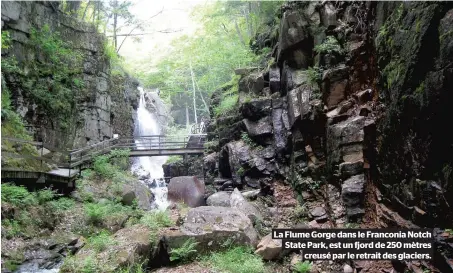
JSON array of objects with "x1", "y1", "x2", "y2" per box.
[
  {"x1": 195, "y1": 80, "x2": 210, "y2": 115},
  {"x1": 185, "y1": 104, "x2": 190, "y2": 130},
  {"x1": 82, "y1": 0, "x2": 90, "y2": 20},
  {"x1": 189, "y1": 61, "x2": 198, "y2": 125},
  {"x1": 112, "y1": 0, "x2": 118, "y2": 50},
  {"x1": 234, "y1": 19, "x2": 246, "y2": 45}
]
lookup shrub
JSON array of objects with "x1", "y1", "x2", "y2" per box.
[
  {"x1": 87, "y1": 230, "x2": 116, "y2": 252},
  {"x1": 204, "y1": 246, "x2": 265, "y2": 273},
  {"x1": 60, "y1": 254, "x2": 103, "y2": 273},
  {"x1": 139, "y1": 210, "x2": 174, "y2": 230},
  {"x1": 293, "y1": 261, "x2": 312, "y2": 273},
  {"x1": 2, "y1": 219, "x2": 22, "y2": 238},
  {"x1": 169, "y1": 238, "x2": 199, "y2": 263},
  {"x1": 166, "y1": 156, "x2": 183, "y2": 164},
  {"x1": 84, "y1": 201, "x2": 133, "y2": 226},
  {"x1": 1, "y1": 183, "x2": 37, "y2": 206},
  {"x1": 84, "y1": 203, "x2": 107, "y2": 225},
  {"x1": 48, "y1": 197, "x2": 76, "y2": 211},
  {"x1": 306, "y1": 66, "x2": 322, "y2": 90},
  {"x1": 93, "y1": 155, "x2": 116, "y2": 178},
  {"x1": 1, "y1": 30, "x2": 12, "y2": 49},
  {"x1": 36, "y1": 188, "x2": 55, "y2": 204},
  {"x1": 314, "y1": 36, "x2": 343, "y2": 55}
]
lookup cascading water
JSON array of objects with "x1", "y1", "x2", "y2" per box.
[{"x1": 132, "y1": 87, "x2": 170, "y2": 210}]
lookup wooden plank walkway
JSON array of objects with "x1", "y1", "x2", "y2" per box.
[{"x1": 1, "y1": 133, "x2": 206, "y2": 186}]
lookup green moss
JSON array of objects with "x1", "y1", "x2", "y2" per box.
[
  {"x1": 214, "y1": 75, "x2": 241, "y2": 117},
  {"x1": 415, "y1": 17, "x2": 422, "y2": 33},
  {"x1": 382, "y1": 60, "x2": 404, "y2": 89},
  {"x1": 415, "y1": 82, "x2": 425, "y2": 95}
]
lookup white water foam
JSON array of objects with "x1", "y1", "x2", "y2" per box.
[{"x1": 132, "y1": 87, "x2": 170, "y2": 210}]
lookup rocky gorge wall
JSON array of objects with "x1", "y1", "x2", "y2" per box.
[
  {"x1": 1, "y1": 1, "x2": 139, "y2": 150},
  {"x1": 205, "y1": 0, "x2": 453, "y2": 231}
]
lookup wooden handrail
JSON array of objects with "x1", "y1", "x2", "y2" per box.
[{"x1": 2, "y1": 134, "x2": 207, "y2": 169}]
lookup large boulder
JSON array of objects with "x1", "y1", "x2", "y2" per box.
[
  {"x1": 67, "y1": 225, "x2": 152, "y2": 272},
  {"x1": 206, "y1": 191, "x2": 231, "y2": 207},
  {"x1": 219, "y1": 141, "x2": 251, "y2": 185},
  {"x1": 204, "y1": 152, "x2": 218, "y2": 185},
  {"x1": 255, "y1": 233, "x2": 289, "y2": 260},
  {"x1": 230, "y1": 188, "x2": 262, "y2": 223},
  {"x1": 241, "y1": 98, "x2": 272, "y2": 121},
  {"x1": 167, "y1": 176, "x2": 205, "y2": 207},
  {"x1": 121, "y1": 180, "x2": 154, "y2": 210},
  {"x1": 238, "y1": 72, "x2": 264, "y2": 95},
  {"x1": 163, "y1": 206, "x2": 259, "y2": 253},
  {"x1": 277, "y1": 10, "x2": 311, "y2": 65},
  {"x1": 243, "y1": 116, "x2": 273, "y2": 140}
]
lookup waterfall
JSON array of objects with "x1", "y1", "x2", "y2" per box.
[{"x1": 132, "y1": 87, "x2": 169, "y2": 210}]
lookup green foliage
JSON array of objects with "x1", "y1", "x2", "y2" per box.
[
  {"x1": 215, "y1": 94, "x2": 239, "y2": 116},
  {"x1": 293, "y1": 261, "x2": 312, "y2": 273},
  {"x1": 136, "y1": 1, "x2": 281, "y2": 120},
  {"x1": 48, "y1": 197, "x2": 76, "y2": 211},
  {"x1": 93, "y1": 155, "x2": 116, "y2": 178},
  {"x1": 36, "y1": 189, "x2": 56, "y2": 204},
  {"x1": 1, "y1": 30, "x2": 12, "y2": 49},
  {"x1": 139, "y1": 210, "x2": 174, "y2": 245},
  {"x1": 92, "y1": 149, "x2": 131, "y2": 178},
  {"x1": 2, "y1": 219, "x2": 23, "y2": 238},
  {"x1": 166, "y1": 156, "x2": 183, "y2": 164},
  {"x1": 306, "y1": 66, "x2": 322, "y2": 90},
  {"x1": 87, "y1": 230, "x2": 116, "y2": 252},
  {"x1": 204, "y1": 140, "x2": 219, "y2": 151},
  {"x1": 1, "y1": 183, "x2": 37, "y2": 206},
  {"x1": 27, "y1": 25, "x2": 84, "y2": 124},
  {"x1": 60, "y1": 254, "x2": 103, "y2": 273},
  {"x1": 1, "y1": 24, "x2": 85, "y2": 131},
  {"x1": 344, "y1": 222, "x2": 360, "y2": 228},
  {"x1": 2, "y1": 250, "x2": 24, "y2": 272},
  {"x1": 203, "y1": 246, "x2": 265, "y2": 273},
  {"x1": 241, "y1": 132, "x2": 256, "y2": 148},
  {"x1": 139, "y1": 210, "x2": 174, "y2": 230},
  {"x1": 382, "y1": 60, "x2": 403, "y2": 89},
  {"x1": 169, "y1": 238, "x2": 199, "y2": 263},
  {"x1": 116, "y1": 263, "x2": 146, "y2": 273},
  {"x1": 237, "y1": 167, "x2": 245, "y2": 176},
  {"x1": 84, "y1": 201, "x2": 134, "y2": 226},
  {"x1": 314, "y1": 36, "x2": 343, "y2": 55}
]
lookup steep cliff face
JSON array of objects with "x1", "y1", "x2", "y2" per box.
[
  {"x1": 1, "y1": 1, "x2": 138, "y2": 150},
  {"x1": 205, "y1": 0, "x2": 453, "y2": 231}
]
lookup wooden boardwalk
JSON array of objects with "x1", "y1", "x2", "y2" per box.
[{"x1": 1, "y1": 133, "x2": 206, "y2": 187}]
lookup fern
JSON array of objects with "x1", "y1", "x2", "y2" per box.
[{"x1": 169, "y1": 238, "x2": 199, "y2": 263}]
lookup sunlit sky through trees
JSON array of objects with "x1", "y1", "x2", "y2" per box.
[{"x1": 118, "y1": 0, "x2": 201, "y2": 69}]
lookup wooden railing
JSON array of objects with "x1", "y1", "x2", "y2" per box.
[{"x1": 3, "y1": 134, "x2": 207, "y2": 169}]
